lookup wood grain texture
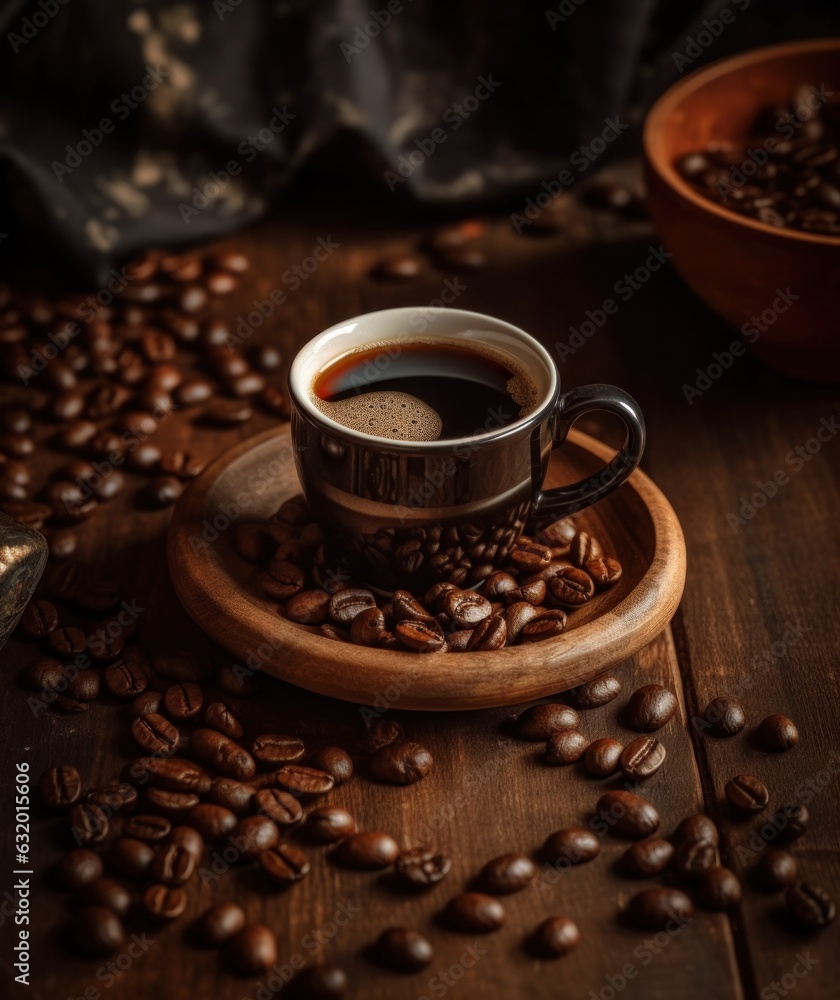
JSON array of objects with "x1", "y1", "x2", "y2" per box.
[
  {"x1": 167, "y1": 425, "x2": 686, "y2": 709},
  {"x1": 0, "y1": 192, "x2": 836, "y2": 1000}
]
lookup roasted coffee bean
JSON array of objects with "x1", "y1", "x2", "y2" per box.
[
  {"x1": 479, "y1": 853, "x2": 536, "y2": 894},
  {"x1": 40, "y1": 765, "x2": 82, "y2": 808},
  {"x1": 465, "y1": 614, "x2": 507, "y2": 650},
  {"x1": 332, "y1": 832, "x2": 399, "y2": 870},
  {"x1": 1, "y1": 498, "x2": 50, "y2": 529},
  {"x1": 160, "y1": 450, "x2": 205, "y2": 479},
  {"x1": 516, "y1": 703, "x2": 579, "y2": 741},
  {"x1": 349, "y1": 606, "x2": 386, "y2": 645},
  {"x1": 259, "y1": 843, "x2": 310, "y2": 885},
  {"x1": 376, "y1": 927, "x2": 433, "y2": 972},
  {"x1": 107, "y1": 837, "x2": 155, "y2": 879},
  {"x1": 200, "y1": 902, "x2": 246, "y2": 946},
  {"x1": 756, "y1": 714, "x2": 799, "y2": 752},
  {"x1": 444, "y1": 893, "x2": 505, "y2": 933},
  {"x1": 252, "y1": 734, "x2": 305, "y2": 767},
  {"x1": 67, "y1": 669, "x2": 100, "y2": 702},
  {"x1": 584, "y1": 737, "x2": 624, "y2": 777},
  {"x1": 702, "y1": 696, "x2": 746, "y2": 737},
  {"x1": 48, "y1": 626, "x2": 87, "y2": 657},
  {"x1": 395, "y1": 620, "x2": 445, "y2": 652},
  {"x1": 392, "y1": 846, "x2": 451, "y2": 888},
  {"x1": 86, "y1": 782, "x2": 137, "y2": 812},
  {"x1": 144, "y1": 883, "x2": 187, "y2": 921},
  {"x1": 20, "y1": 599, "x2": 59, "y2": 637},
  {"x1": 672, "y1": 838, "x2": 717, "y2": 882},
  {"x1": 571, "y1": 675, "x2": 622, "y2": 709},
  {"x1": 446, "y1": 630, "x2": 472, "y2": 651},
  {"x1": 622, "y1": 838, "x2": 674, "y2": 878},
  {"x1": 0, "y1": 432, "x2": 34, "y2": 458},
  {"x1": 443, "y1": 589, "x2": 492, "y2": 628},
  {"x1": 231, "y1": 816, "x2": 280, "y2": 860},
  {"x1": 545, "y1": 729, "x2": 589, "y2": 765},
  {"x1": 674, "y1": 814, "x2": 719, "y2": 846},
  {"x1": 73, "y1": 906, "x2": 127, "y2": 957},
  {"x1": 309, "y1": 746, "x2": 354, "y2": 784},
  {"x1": 286, "y1": 589, "x2": 331, "y2": 625},
  {"x1": 153, "y1": 842, "x2": 196, "y2": 885},
  {"x1": 595, "y1": 791, "x2": 660, "y2": 839},
  {"x1": 131, "y1": 756, "x2": 212, "y2": 794},
  {"x1": 621, "y1": 736, "x2": 666, "y2": 780},
  {"x1": 585, "y1": 556, "x2": 623, "y2": 587},
  {"x1": 503, "y1": 602, "x2": 540, "y2": 641},
  {"x1": 145, "y1": 475, "x2": 184, "y2": 507},
  {"x1": 569, "y1": 531, "x2": 602, "y2": 568},
  {"x1": 168, "y1": 825, "x2": 205, "y2": 863},
  {"x1": 127, "y1": 441, "x2": 163, "y2": 471},
  {"x1": 175, "y1": 376, "x2": 214, "y2": 406},
  {"x1": 509, "y1": 540, "x2": 552, "y2": 571},
  {"x1": 625, "y1": 685, "x2": 678, "y2": 731},
  {"x1": 306, "y1": 807, "x2": 357, "y2": 844},
  {"x1": 483, "y1": 572, "x2": 518, "y2": 599},
  {"x1": 230, "y1": 924, "x2": 277, "y2": 976},
  {"x1": 275, "y1": 765, "x2": 334, "y2": 798},
  {"x1": 627, "y1": 887, "x2": 694, "y2": 930},
  {"x1": 54, "y1": 695, "x2": 88, "y2": 714},
  {"x1": 786, "y1": 883, "x2": 836, "y2": 930},
  {"x1": 55, "y1": 848, "x2": 104, "y2": 889},
  {"x1": 164, "y1": 682, "x2": 203, "y2": 720},
  {"x1": 255, "y1": 789, "x2": 303, "y2": 826},
  {"x1": 372, "y1": 253, "x2": 424, "y2": 281},
  {"x1": 191, "y1": 728, "x2": 256, "y2": 780},
  {"x1": 187, "y1": 803, "x2": 238, "y2": 841},
  {"x1": 131, "y1": 713, "x2": 179, "y2": 756},
  {"x1": 542, "y1": 827, "x2": 600, "y2": 865},
  {"x1": 208, "y1": 777, "x2": 254, "y2": 815},
  {"x1": 697, "y1": 866, "x2": 742, "y2": 911},
  {"x1": 263, "y1": 560, "x2": 304, "y2": 601},
  {"x1": 70, "y1": 802, "x2": 110, "y2": 845},
  {"x1": 725, "y1": 774, "x2": 769, "y2": 816},
  {"x1": 392, "y1": 590, "x2": 436, "y2": 626},
  {"x1": 548, "y1": 567, "x2": 595, "y2": 607},
  {"x1": 249, "y1": 343, "x2": 282, "y2": 372},
  {"x1": 530, "y1": 916, "x2": 580, "y2": 958},
  {"x1": 0, "y1": 408, "x2": 31, "y2": 434},
  {"x1": 124, "y1": 815, "x2": 172, "y2": 842},
  {"x1": 370, "y1": 742, "x2": 433, "y2": 785},
  {"x1": 329, "y1": 588, "x2": 377, "y2": 623},
  {"x1": 81, "y1": 878, "x2": 132, "y2": 917},
  {"x1": 771, "y1": 802, "x2": 809, "y2": 842},
  {"x1": 49, "y1": 528, "x2": 79, "y2": 560},
  {"x1": 754, "y1": 848, "x2": 799, "y2": 890},
  {"x1": 204, "y1": 701, "x2": 243, "y2": 738},
  {"x1": 146, "y1": 789, "x2": 200, "y2": 815},
  {"x1": 87, "y1": 629, "x2": 124, "y2": 664}
]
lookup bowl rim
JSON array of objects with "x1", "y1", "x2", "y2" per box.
[{"x1": 643, "y1": 37, "x2": 840, "y2": 246}]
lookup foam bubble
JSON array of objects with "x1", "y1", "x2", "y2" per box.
[{"x1": 316, "y1": 391, "x2": 443, "y2": 442}]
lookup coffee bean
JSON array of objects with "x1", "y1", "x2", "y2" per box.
[
  {"x1": 394, "y1": 846, "x2": 451, "y2": 888},
  {"x1": 70, "y1": 802, "x2": 109, "y2": 845},
  {"x1": 259, "y1": 843, "x2": 310, "y2": 885},
  {"x1": 0, "y1": 432, "x2": 34, "y2": 458},
  {"x1": 230, "y1": 925, "x2": 277, "y2": 976},
  {"x1": 756, "y1": 714, "x2": 799, "y2": 752},
  {"x1": 701, "y1": 696, "x2": 746, "y2": 737},
  {"x1": 697, "y1": 866, "x2": 742, "y2": 910},
  {"x1": 187, "y1": 803, "x2": 238, "y2": 841},
  {"x1": 584, "y1": 738, "x2": 624, "y2": 777},
  {"x1": 753, "y1": 848, "x2": 799, "y2": 890},
  {"x1": 131, "y1": 713, "x2": 179, "y2": 756},
  {"x1": 200, "y1": 902, "x2": 246, "y2": 946},
  {"x1": 483, "y1": 572, "x2": 518, "y2": 599},
  {"x1": 190, "y1": 728, "x2": 256, "y2": 780},
  {"x1": 465, "y1": 614, "x2": 507, "y2": 650},
  {"x1": 674, "y1": 814, "x2": 719, "y2": 846},
  {"x1": 725, "y1": 774, "x2": 769, "y2": 816},
  {"x1": 349, "y1": 606, "x2": 386, "y2": 645},
  {"x1": 255, "y1": 789, "x2": 303, "y2": 826},
  {"x1": 54, "y1": 695, "x2": 88, "y2": 714},
  {"x1": 73, "y1": 906, "x2": 127, "y2": 957},
  {"x1": 627, "y1": 887, "x2": 694, "y2": 930},
  {"x1": 231, "y1": 816, "x2": 280, "y2": 860},
  {"x1": 585, "y1": 556, "x2": 623, "y2": 586},
  {"x1": 21, "y1": 657, "x2": 64, "y2": 693},
  {"x1": 124, "y1": 815, "x2": 172, "y2": 842},
  {"x1": 20, "y1": 599, "x2": 59, "y2": 637},
  {"x1": 306, "y1": 807, "x2": 357, "y2": 844},
  {"x1": 286, "y1": 589, "x2": 331, "y2": 625},
  {"x1": 145, "y1": 475, "x2": 184, "y2": 507},
  {"x1": 67, "y1": 668, "x2": 100, "y2": 702},
  {"x1": 444, "y1": 893, "x2": 505, "y2": 933},
  {"x1": 516, "y1": 703, "x2": 579, "y2": 741},
  {"x1": 395, "y1": 620, "x2": 445, "y2": 652},
  {"x1": 545, "y1": 729, "x2": 589, "y2": 765},
  {"x1": 786, "y1": 883, "x2": 836, "y2": 930},
  {"x1": 163, "y1": 682, "x2": 203, "y2": 720},
  {"x1": 153, "y1": 842, "x2": 196, "y2": 885},
  {"x1": 672, "y1": 838, "x2": 717, "y2": 882},
  {"x1": 81, "y1": 878, "x2": 132, "y2": 917},
  {"x1": 548, "y1": 567, "x2": 595, "y2": 607},
  {"x1": 252, "y1": 733, "x2": 305, "y2": 767},
  {"x1": 771, "y1": 803, "x2": 809, "y2": 842},
  {"x1": 372, "y1": 253, "x2": 424, "y2": 281},
  {"x1": 333, "y1": 832, "x2": 399, "y2": 870},
  {"x1": 55, "y1": 848, "x2": 104, "y2": 889},
  {"x1": 479, "y1": 853, "x2": 536, "y2": 894},
  {"x1": 1, "y1": 498, "x2": 50, "y2": 529},
  {"x1": 275, "y1": 765, "x2": 334, "y2": 798},
  {"x1": 208, "y1": 778, "x2": 255, "y2": 815},
  {"x1": 370, "y1": 742, "x2": 433, "y2": 785},
  {"x1": 308, "y1": 746, "x2": 354, "y2": 784},
  {"x1": 530, "y1": 916, "x2": 580, "y2": 958},
  {"x1": 376, "y1": 927, "x2": 433, "y2": 972},
  {"x1": 595, "y1": 791, "x2": 660, "y2": 839},
  {"x1": 198, "y1": 701, "x2": 241, "y2": 739},
  {"x1": 168, "y1": 825, "x2": 205, "y2": 863},
  {"x1": 107, "y1": 838, "x2": 155, "y2": 879},
  {"x1": 443, "y1": 590, "x2": 492, "y2": 628},
  {"x1": 622, "y1": 838, "x2": 674, "y2": 878},
  {"x1": 625, "y1": 685, "x2": 678, "y2": 731},
  {"x1": 510, "y1": 540, "x2": 552, "y2": 571},
  {"x1": 49, "y1": 528, "x2": 79, "y2": 561},
  {"x1": 328, "y1": 588, "x2": 377, "y2": 623},
  {"x1": 131, "y1": 756, "x2": 212, "y2": 795},
  {"x1": 48, "y1": 626, "x2": 86, "y2": 657},
  {"x1": 146, "y1": 789, "x2": 200, "y2": 815},
  {"x1": 86, "y1": 782, "x2": 137, "y2": 812},
  {"x1": 620, "y1": 736, "x2": 666, "y2": 780},
  {"x1": 144, "y1": 883, "x2": 188, "y2": 921},
  {"x1": 40, "y1": 765, "x2": 82, "y2": 808},
  {"x1": 542, "y1": 827, "x2": 600, "y2": 866},
  {"x1": 127, "y1": 441, "x2": 163, "y2": 471}
]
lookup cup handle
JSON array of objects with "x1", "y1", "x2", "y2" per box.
[{"x1": 532, "y1": 384, "x2": 646, "y2": 522}]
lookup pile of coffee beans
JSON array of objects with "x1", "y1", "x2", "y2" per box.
[
  {"x1": 676, "y1": 84, "x2": 840, "y2": 235},
  {"x1": 238, "y1": 508, "x2": 623, "y2": 653}
]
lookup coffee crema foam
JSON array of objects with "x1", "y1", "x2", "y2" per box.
[{"x1": 315, "y1": 391, "x2": 444, "y2": 442}]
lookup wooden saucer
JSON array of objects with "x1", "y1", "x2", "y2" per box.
[{"x1": 168, "y1": 427, "x2": 686, "y2": 711}]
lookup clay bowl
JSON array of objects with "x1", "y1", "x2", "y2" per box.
[{"x1": 644, "y1": 39, "x2": 840, "y2": 384}]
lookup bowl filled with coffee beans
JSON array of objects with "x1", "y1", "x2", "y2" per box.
[{"x1": 644, "y1": 39, "x2": 840, "y2": 384}]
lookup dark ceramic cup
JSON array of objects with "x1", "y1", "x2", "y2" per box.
[{"x1": 288, "y1": 307, "x2": 644, "y2": 592}]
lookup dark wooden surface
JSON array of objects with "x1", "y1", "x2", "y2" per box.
[{"x1": 1, "y1": 186, "x2": 839, "y2": 1000}]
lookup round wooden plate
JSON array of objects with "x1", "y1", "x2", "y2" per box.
[{"x1": 167, "y1": 427, "x2": 686, "y2": 711}]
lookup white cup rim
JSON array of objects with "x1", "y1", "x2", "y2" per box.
[{"x1": 287, "y1": 306, "x2": 559, "y2": 452}]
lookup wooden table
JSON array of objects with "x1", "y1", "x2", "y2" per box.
[{"x1": 2, "y1": 189, "x2": 839, "y2": 1000}]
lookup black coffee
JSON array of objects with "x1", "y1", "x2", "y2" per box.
[{"x1": 312, "y1": 339, "x2": 537, "y2": 441}]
